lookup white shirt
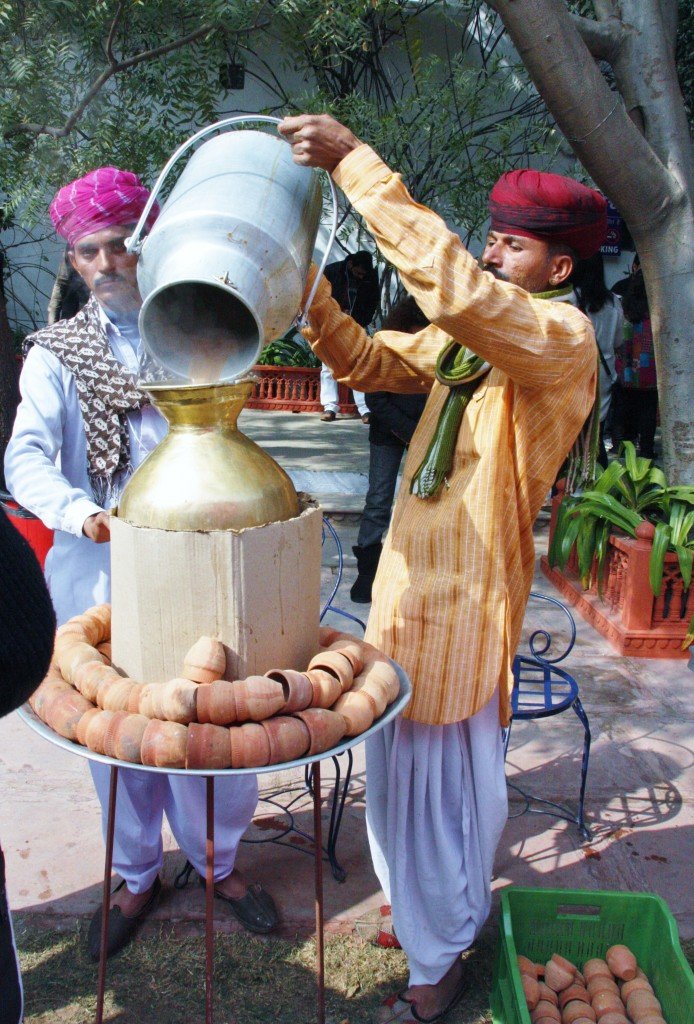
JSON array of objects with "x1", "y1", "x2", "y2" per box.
[{"x1": 4, "y1": 307, "x2": 166, "y2": 625}]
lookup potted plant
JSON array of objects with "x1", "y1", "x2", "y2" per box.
[
  {"x1": 542, "y1": 442, "x2": 694, "y2": 657},
  {"x1": 247, "y1": 331, "x2": 356, "y2": 413}
]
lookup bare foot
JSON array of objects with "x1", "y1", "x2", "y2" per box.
[
  {"x1": 111, "y1": 881, "x2": 157, "y2": 918},
  {"x1": 404, "y1": 957, "x2": 464, "y2": 1020},
  {"x1": 213, "y1": 868, "x2": 249, "y2": 900}
]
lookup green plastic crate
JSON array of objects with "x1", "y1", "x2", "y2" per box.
[{"x1": 491, "y1": 887, "x2": 694, "y2": 1024}]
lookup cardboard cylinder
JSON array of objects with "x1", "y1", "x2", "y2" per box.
[{"x1": 110, "y1": 502, "x2": 322, "y2": 684}]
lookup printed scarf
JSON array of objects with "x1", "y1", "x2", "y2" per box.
[{"x1": 26, "y1": 296, "x2": 148, "y2": 506}]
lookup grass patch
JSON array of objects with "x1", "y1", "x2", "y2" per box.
[
  {"x1": 16, "y1": 921, "x2": 494, "y2": 1023},
  {"x1": 17, "y1": 923, "x2": 694, "y2": 1022}
]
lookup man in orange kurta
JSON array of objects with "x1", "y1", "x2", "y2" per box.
[{"x1": 279, "y1": 114, "x2": 606, "y2": 1024}]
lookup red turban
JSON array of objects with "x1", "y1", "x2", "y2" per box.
[
  {"x1": 50, "y1": 166, "x2": 159, "y2": 246},
  {"x1": 488, "y1": 170, "x2": 607, "y2": 259}
]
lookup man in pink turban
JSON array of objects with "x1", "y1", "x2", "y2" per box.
[
  {"x1": 278, "y1": 113, "x2": 604, "y2": 1023},
  {"x1": 5, "y1": 166, "x2": 278, "y2": 962}
]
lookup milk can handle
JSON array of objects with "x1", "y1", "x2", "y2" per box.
[{"x1": 125, "y1": 114, "x2": 338, "y2": 325}]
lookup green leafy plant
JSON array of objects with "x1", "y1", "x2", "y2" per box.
[
  {"x1": 256, "y1": 334, "x2": 320, "y2": 368},
  {"x1": 548, "y1": 442, "x2": 694, "y2": 606}
]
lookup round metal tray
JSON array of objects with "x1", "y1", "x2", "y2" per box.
[{"x1": 17, "y1": 661, "x2": 412, "y2": 776}]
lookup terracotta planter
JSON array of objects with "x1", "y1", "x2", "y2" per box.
[
  {"x1": 246, "y1": 364, "x2": 357, "y2": 414},
  {"x1": 541, "y1": 482, "x2": 692, "y2": 658}
]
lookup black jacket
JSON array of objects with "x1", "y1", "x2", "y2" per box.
[{"x1": 365, "y1": 391, "x2": 427, "y2": 448}]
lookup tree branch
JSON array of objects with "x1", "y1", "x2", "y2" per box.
[
  {"x1": 5, "y1": 20, "x2": 216, "y2": 140},
  {"x1": 570, "y1": 12, "x2": 624, "y2": 63},
  {"x1": 105, "y1": 1, "x2": 125, "y2": 65}
]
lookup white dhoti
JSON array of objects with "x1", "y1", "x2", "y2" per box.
[
  {"x1": 365, "y1": 689, "x2": 507, "y2": 985},
  {"x1": 90, "y1": 764, "x2": 258, "y2": 893}
]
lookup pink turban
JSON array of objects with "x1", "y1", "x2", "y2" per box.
[
  {"x1": 50, "y1": 166, "x2": 159, "y2": 246},
  {"x1": 489, "y1": 170, "x2": 607, "y2": 259}
]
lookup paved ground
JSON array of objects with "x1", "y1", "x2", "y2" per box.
[{"x1": 1, "y1": 409, "x2": 692, "y2": 944}]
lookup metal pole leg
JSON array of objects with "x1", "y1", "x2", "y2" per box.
[
  {"x1": 95, "y1": 764, "x2": 118, "y2": 1024},
  {"x1": 313, "y1": 762, "x2": 325, "y2": 1024},
  {"x1": 206, "y1": 776, "x2": 215, "y2": 1024},
  {"x1": 572, "y1": 696, "x2": 592, "y2": 840},
  {"x1": 327, "y1": 750, "x2": 353, "y2": 882}
]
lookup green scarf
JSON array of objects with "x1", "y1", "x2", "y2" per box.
[{"x1": 410, "y1": 285, "x2": 574, "y2": 499}]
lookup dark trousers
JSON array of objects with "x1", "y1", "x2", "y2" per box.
[
  {"x1": 357, "y1": 443, "x2": 406, "y2": 549},
  {"x1": 0, "y1": 847, "x2": 22, "y2": 1024},
  {"x1": 612, "y1": 384, "x2": 658, "y2": 458}
]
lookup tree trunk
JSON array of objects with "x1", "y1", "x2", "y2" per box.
[
  {"x1": 632, "y1": 207, "x2": 694, "y2": 483},
  {"x1": 488, "y1": 0, "x2": 694, "y2": 483},
  {"x1": 0, "y1": 253, "x2": 20, "y2": 492}
]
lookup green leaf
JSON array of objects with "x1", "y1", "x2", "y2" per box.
[
  {"x1": 676, "y1": 510, "x2": 694, "y2": 545},
  {"x1": 674, "y1": 546, "x2": 693, "y2": 590},
  {"x1": 614, "y1": 474, "x2": 638, "y2": 508},
  {"x1": 575, "y1": 492, "x2": 643, "y2": 534},
  {"x1": 622, "y1": 440, "x2": 639, "y2": 477},
  {"x1": 576, "y1": 514, "x2": 597, "y2": 586},
  {"x1": 665, "y1": 486, "x2": 694, "y2": 505},
  {"x1": 592, "y1": 459, "x2": 625, "y2": 495},
  {"x1": 594, "y1": 520, "x2": 610, "y2": 599},
  {"x1": 668, "y1": 501, "x2": 688, "y2": 545},
  {"x1": 635, "y1": 487, "x2": 668, "y2": 514},
  {"x1": 619, "y1": 440, "x2": 653, "y2": 504},
  {"x1": 548, "y1": 496, "x2": 577, "y2": 568},
  {"x1": 558, "y1": 515, "x2": 582, "y2": 569},
  {"x1": 647, "y1": 466, "x2": 667, "y2": 489},
  {"x1": 649, "y1": 521, "x2": 672, "y2": 597}
]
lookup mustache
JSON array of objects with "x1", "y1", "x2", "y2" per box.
[
  {"x1": 482, "y1": 265, "x2": 509, "y2": 282},
  {"x1": 94, "y1": 273, "x2": 128, "y2": 286}
]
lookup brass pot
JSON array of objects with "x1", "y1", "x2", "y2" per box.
[{"x1": 118, "y1": 379, "x2": 299, "y2": 531}]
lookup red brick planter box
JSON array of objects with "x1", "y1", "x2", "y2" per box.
[
  {"x1": 246, "y1": 365, "x2": 357, "y2": 414},
  {"x1": 541, "y1": 484, "x2": 692, "y2": 658}
]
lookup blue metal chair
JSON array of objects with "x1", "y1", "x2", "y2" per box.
[{"x1": 504, "y1": 592, "x2": 592, "y2": 840}]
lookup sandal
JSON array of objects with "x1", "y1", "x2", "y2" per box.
[
  {"x1": 197, "y1": 875, "x2": 278, "y2": 934},
  {"x1": 375, "y1": 974, "x2": 468, "y2": 1024},
  {"x1": 87, "y1": 876, "x2": 161, "y2": 962}
]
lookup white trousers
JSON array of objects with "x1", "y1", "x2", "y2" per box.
[
  {"x1": 320, "y1": 364, "x2": 368, "y2": 416},
  {"x1": 90, "y1": 763, "x2": 258, "y2": 893},
  {"x1": 365, "y1": 690, "x2": 508, "y2": 986}
]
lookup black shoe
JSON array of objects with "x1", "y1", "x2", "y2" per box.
[
  {"x1": 87, "y1": 876, "x2": 161, "y2": 962},
  {"x1": 198, "y1": 876, "x2": 279, "y2": 934},
  {"x1": 350, "y1": 573, "x2": 374, "y2": 603},
  {"x1": 320, "y1": 410, "x2": 336, "y2": 422},
  {"x1": 350, "y1": 542, "x2": 383, "y2": 603}
]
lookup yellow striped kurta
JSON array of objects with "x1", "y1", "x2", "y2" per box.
[{"x1": 303, "y1": 146, "x2": 596, "y2": 727}]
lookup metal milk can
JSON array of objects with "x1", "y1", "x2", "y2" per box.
[{"x1": 127, "y1": 116, "x2": 336, "y2": 384}]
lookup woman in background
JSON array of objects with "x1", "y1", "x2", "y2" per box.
[
  {"x1": 571, "y1": 253, "x2": 623, "y2": 467},
  {"x1": 613, "y1": 269, "x2": 658, "y2": 459}
]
